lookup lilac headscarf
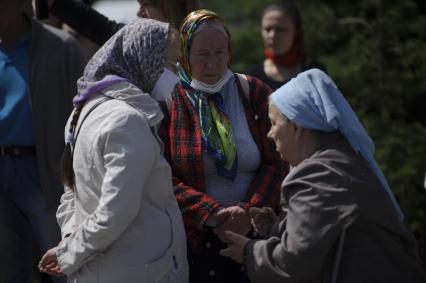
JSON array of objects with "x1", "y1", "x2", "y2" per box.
[{"x1": 73, "y1": 18, "x2": 170, "y2": 106}]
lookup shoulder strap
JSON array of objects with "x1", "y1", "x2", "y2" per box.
[
  {"x1": 165, "y1": 96, "x2": 173, "y2": 113},
  {"x1": 236, "y1": 73, "x2": 250, "y2": 101},
  {"x1": 72, "y1": 96, "x2": 112, "y2": 152}
]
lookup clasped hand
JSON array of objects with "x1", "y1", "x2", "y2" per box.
[
  {"x1": 219, "y1": 206, "x2": 277, "y2": 264},
  {"x1": 211, "y1": 206, "x2": 251, "y2": 242},
  {"x1": 38, "y1": 245, "x2": 64, "y2": 276}
]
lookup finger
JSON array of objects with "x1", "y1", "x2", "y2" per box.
[
  {"x1": 45, "y1": 261, "x2": 58, "y2": 270},
  {"x1": 212, "y1": 226, "x2": 224, "y2": 236},
  {"x1": 215, "y1": 217, "x2": 233, "y2": 230},
  {"x1": 212, "y1": 226, "x2": 223, "y2": 235},
  {"x1": 260, "y1": 206, "x2": 273, "y2": 213},
  {"x1": 223, "y1": 230, "x2": 242, "y2": 243},
  {"x1": 261, "y1": 207, "x2": 276, "y2": 219},
  {"x1": 39, "y1": 249, "x2": 56, "y2": 265},
  {"x1": 252, "y1": 223, "x2": 261, "y2": 232},
  {"x1": 52, "y1": 266, "x2": 65, "y2": 276},
  {"x1": 249, "y1": 207, "x2": 262, "y2": 217},
  {"x1": 216, "y1": 232, "x2": 227, "y2": 243},
  {"x1": 39, "y1": 253, "x2": 50, "y2": 266},
  {"x1": 42, "y1": 264, "x2": 61, "y2": 275},
  {"x1": 40, "y1": 266, "x2": 56, "y2": 275},
  {"x1": 216, "y1": 209, "x2": 231, "y2": 217},
  {"x1": 252, "y1": 211, "x2": 270, "y2": 222},
  {"x1": 219, "y1": 247, "x2": 242, "y2": 264},
  {"x1": 45, "y1": 269, "x2": 63, "y2": 276},
  {"x1": 252, "y1": 216, "x2": 265, "y2": 227},
  {"x1": 219, "y1": 247, "x2": 232, "y2": 258},
  {"x1": 256, "y1": 218, "x2": 272, "y2": 227},
  {"x1": 39, "y1": 257, "x2": 53, "y2": 268}
]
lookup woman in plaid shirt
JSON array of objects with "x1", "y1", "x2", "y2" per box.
[{"x1": 160, "y1": 10, "x2": 289, "y2": 283}]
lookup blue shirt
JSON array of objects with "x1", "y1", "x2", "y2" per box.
[{"x1": 0, "y1": 33, "x2": 34, "y2": 145}]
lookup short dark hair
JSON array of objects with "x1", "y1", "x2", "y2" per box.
[
  {"x1": 263, "y1": 0, "x2": 302, "y2": 29},
  {"x1": 148, "y1": 0, "x2": 199, "y2": 29}
]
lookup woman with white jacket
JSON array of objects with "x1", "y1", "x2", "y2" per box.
[{"x1": 38, "y1": 19, "x2": 188, "y2": 283}]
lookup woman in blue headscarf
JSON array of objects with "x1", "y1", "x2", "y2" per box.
[{"x1": 220, "y1": 69, "x2": 426, "y2": 283}]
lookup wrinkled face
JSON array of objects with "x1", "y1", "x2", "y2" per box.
[
  {"x1": 267, "y1": 103, "x2": 298, "y2": 164},
  {"x1": 137, "y1": 0, "x2": 167, "y2": 22},
  {"x1": 189, "y1": 26, "x2": 229, "y2": 84},
  {"x1": 261, "y1": 10, "x2": 295, "y2": 54}
]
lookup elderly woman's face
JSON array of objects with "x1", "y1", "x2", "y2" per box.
[
  {"x1": 267, "y1": 103, "x2": 298, "y2": 164},
  {"x1": 262, "y1": 10, "x2": 295, "y2": 54},
  {"x1": 189, "y1": 26, "x2": 229, "y2": 84}
]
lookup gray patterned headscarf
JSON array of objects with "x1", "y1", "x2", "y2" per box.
[{"x1": 73, "y1": 18, "x2": 170, "y2": 105}]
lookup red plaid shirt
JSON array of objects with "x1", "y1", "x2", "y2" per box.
[{"x1": 159, "y1": 75, "x2": 289, "y2": 252}]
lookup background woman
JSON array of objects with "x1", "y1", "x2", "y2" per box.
[
  {"x1": 220, "y1": 69, "x2": 426, "y2": 283},
  {"x1": 38, "y1": 19, "x2": 188, "y2": 282},
  {"x1": 160, "y1": 9, "x2": 288, "y2": 283},
  {"x1": 246, "y1": 0, "x2": 325, "y2": 90}
]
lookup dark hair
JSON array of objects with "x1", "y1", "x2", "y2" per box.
[
  {"x1": 263, "y1": 0, "x2": 302, "y2": 29},
  {"x1": 60, "y1": 105, "x2": 83, "y2": 190},
  {"x1": 149, "y1": 0, "x2": 199, "y2": 29}
]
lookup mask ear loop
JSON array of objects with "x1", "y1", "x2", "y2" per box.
[{"x1": 165, "y1": 27, "x2": 179, "y2": 74}]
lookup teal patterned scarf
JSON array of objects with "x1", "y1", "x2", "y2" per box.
[{"x1": 178, "y1": 65, "x2": 237, "y2": 180}]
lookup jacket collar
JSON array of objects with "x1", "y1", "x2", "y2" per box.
[{"x1": 101, "y1": 81, "x2": 164, "y2": 127}]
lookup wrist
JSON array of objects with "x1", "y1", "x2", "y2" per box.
[
  {"x1": 204, "y1": 207, "x2": 224, "y2": 228},
  {"x1": 204, "y1": 216, "x2": 219, "y2": 228},
  {"x1": 238, "y1": 202, "x2": 251, "y2": 210},
  {"x1": 242, "y1": 239, "x2": 254, "y2": 265}
]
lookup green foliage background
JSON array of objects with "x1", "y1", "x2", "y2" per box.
[{"x1": 201, "y1": 0, "x2": 426, "y2": 249}]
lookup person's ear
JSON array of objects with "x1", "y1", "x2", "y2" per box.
[
  {"x1": 293, "y1": 123, "x2": 303, "y2": 140},
  {"x1": 137, "y1": 1, "x2": 149, "y2": 18},
  {"x1": 138, "y1": 8, "x2": 147, "y2": 18}
]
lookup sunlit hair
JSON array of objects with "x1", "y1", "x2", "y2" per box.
[
  {"x1": 147, "y1": 0, "x2": 199, "y2": 29},
  {"x1": 165, "y1": 27, "x2": 179, "y2": 72},
  {"x1": 178, "y1": 9, "x2": 232, "y2": 76},
  {"x1": 263, "y1": 0, "x2": 302, "y2": 30}
]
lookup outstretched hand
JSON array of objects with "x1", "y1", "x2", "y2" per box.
[
  {"x1": 219, "y1": 230, "x2": 250, "y2": 264},
  {"x1": 249, "y1": 206, "x2": 277, "y2": 237},
  {"x1": 213, "y1": 206, "x2": 251, "y2": 242},
  {"x1": 39, "y1": 247, "x2": 64, "y2": 277}
]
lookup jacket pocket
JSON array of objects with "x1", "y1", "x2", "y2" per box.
[
  {"x1": 144, "y1": 207, "x2": 184, "y2": 283},
  {"x1": 145, "y1": 255, "x2": 177, "y2": 283}
]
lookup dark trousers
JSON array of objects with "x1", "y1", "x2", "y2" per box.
[
  {"x1": 0, "y1": 156, "x2": 64, "y2": 283},
  {"x1": 188, "y1": 229, "x2": 250, "y2": 283}
]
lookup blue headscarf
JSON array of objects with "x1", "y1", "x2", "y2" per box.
[{"x1": 271, "y1": 69, "x2": 403, "y2": 221}]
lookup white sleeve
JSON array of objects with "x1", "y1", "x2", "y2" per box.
[
  {"x1": 56, "y1": 186, "x2": 76, "y2": 238},
  {"x1": 56, "y1": 112, "x2": 157, "y2": 275}
]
